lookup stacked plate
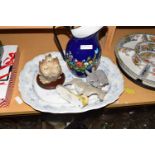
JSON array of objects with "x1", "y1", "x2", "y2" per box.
[
  {"x1": 19, "y1": 52, "x2": 124, "y2": 114},
  {"x1": 115, "y1": 34, "x2": 155, "y2": 88}
]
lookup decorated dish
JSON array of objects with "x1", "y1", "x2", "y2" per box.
[
  {"x1": 115, "y1": 34, "x2": 155, "y2": 88},
  {"x1": 19, "y1": 52, "x2": 124, "y2": 114}
]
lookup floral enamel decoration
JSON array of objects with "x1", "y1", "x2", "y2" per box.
[{"x1": 66, "y1": 48, "x2": 100, "y2": 74}]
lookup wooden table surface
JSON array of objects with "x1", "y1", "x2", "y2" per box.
[{"x1": 0, "y1": 27, "x2": 154, "y2": 116}]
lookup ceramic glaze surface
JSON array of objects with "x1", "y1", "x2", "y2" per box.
[
  {"x1": 115, "y1": 34, "x2": 155, "y2": 88},
  {"x1": 71, "y1": 26, "x2": 103, "y2": 38},
  {"x1": 66, "y1": 34, "x2": 101, "y2": 77},
  {"x1": 19, "y1": 52, "x2": 124, "y2": 114}
]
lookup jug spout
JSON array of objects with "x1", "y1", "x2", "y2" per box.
[{"x1": 71, "y1": 26, "x2": 104, "y2": 38}]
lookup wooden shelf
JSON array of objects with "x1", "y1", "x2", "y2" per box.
[
  {"x1": 0, "y1": 26, "x2": 53, "y2": 29},
  {"x1": 0, "y1": 26, "x2": 154, "y2": 116}
]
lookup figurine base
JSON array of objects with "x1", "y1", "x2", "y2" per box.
[{"x1": 36, "y1": 73, "x2": 65, "y2": 89}]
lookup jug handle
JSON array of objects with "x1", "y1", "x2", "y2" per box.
[{"x1": 53, "y1": 26, "x2": 71, "y2": 61}]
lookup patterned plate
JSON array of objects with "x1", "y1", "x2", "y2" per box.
[
  {"x1": 115, "y1": 34, "x2": 155, "y2": 88},
  {"x1": 18, "y1": 52, "x2": 124, "y2": 114},
  {"x1": 135, "y1": 42, "x2": 155, "y2": 66}
]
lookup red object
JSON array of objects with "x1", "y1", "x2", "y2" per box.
[
  {"x1": 0, "y1": 52, "x2": 15, "y2": 70},
  {"x1": 0, "y1": 73, "x2": 10, "y2": 80},
  {"x1": 0, "y1": 49, "x2": 20, "y2": 108},
  {"x1": 0, "y1": 82, "x2": 6, "y2": 85},
  {"x1": 76, "y1": 61, "x2": 83, "y2": 68},
  {"x1": 0, "y1": 99, "x2": 7, "y2": 108}
]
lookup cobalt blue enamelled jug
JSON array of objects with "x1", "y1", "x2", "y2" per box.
[{"x1": 53, "y1": 26, "x2": 103, "y2": 77}]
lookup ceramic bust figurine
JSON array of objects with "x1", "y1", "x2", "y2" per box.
[{"x1": 37, "y1": 54, "x2": 65, "y2": 89}]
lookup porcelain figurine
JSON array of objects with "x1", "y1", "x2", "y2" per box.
[
  {"x1": 56, "y1": 85, "x2": 88, "y2": 108},
  {"x1": 85, "y1": 68, "x2": 109, "y2": 88},
  {"x1": 65, "y1": 78, "x2": 106, "y2": 100},
  {"x1": 37, "y1": 54, "x2": 65, "y2": 89}
]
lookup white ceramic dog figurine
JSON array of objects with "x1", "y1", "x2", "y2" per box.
[{"x1": 65, "y1": 78, "x2": 106, "y2": 100}]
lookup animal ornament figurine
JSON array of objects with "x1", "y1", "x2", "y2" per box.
[
  {"x1": 56, "y1": 85, "x2": 88, "y2": 108},
  {"x1": 65, "y1": 78, "x2": 106, "y2": 100},
  {"x1": 85, "y1": 68, "x2": 109, "y2": 88}
]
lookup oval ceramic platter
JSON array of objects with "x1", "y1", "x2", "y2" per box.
[
  {"x1": 115, "y1": 34, "x2": 155, "y2": 88},
  {"x1": 19, "y1": 52, "x2": 124, "y2": 114}
]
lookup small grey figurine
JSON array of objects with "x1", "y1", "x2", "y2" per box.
[
  {"x1": 64, "y1": 78, "x2": 106, "y2": 101},
  {"x1": 85, "y1": 68, "x2": 109, "y2": 88}
]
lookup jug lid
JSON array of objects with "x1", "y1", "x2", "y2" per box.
[{"x1": 71, "y1": 26, "x2": 103, "y2": 38}]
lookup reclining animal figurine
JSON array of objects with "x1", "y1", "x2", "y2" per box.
[
  {"x1": 85, "y1": 68, "x2": 109, "y2": 88},
  {"x1": 56, "y1": 85, "x2": 88, "y2": 108},
  {"x1": 65, "y1": 78, "x2": 106, "y2": 101}
]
